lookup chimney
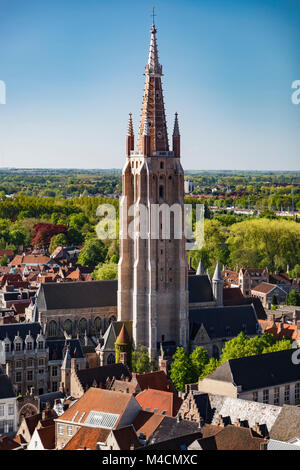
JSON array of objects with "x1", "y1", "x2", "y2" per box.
[{"x1": 253, "y1": 422, "x2": 262, "y2": 436}]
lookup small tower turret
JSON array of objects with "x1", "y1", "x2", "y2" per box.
[{"x1": 212, "y1": 261, "x2": 223, "y2": 306}]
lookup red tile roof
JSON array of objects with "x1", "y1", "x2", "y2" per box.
[
  {"x1": 63, "y1": 426, "x2": 110, "y2": 450},
  {"x1": 135, "y1": 389, "x2": 182, "y2": 417},
  {"x1": 134, "y1": 371, "x2": 176, "y2": 393},
  {"x1": 57, "y1": 388, "x2": 135, "y2": 427},
  {"x1": 259, "y1": 319, "x2": 300, "y2": 341},
  {"x1": 133, "y1": 410, "x2": 164, "y2": 440},
  {"x1": 36, "y1": 424, "x2": 55, "y2": 449}
]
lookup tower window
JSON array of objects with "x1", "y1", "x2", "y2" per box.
[
  {"x1": 159, "y1": 186, "x2": 164, "y2": 199},
  {"x1": 160, "y1": 162, "x2": 164, "y2": 169}
]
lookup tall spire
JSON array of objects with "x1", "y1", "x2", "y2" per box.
[{"x1": 137, "y1": 17, "x2": 169, "y2": 154}]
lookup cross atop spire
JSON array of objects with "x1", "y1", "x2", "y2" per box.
[{"x1": 151, "y1": 6, "x2": 156, "y2": 27}]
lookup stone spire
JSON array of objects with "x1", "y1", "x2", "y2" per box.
[
  {"x1": 213, "y1": 261, "x2": 223, "y2": 281},
  {"x1": 196, "y1": 259, "x2": 205, "y2": 276},
  {"x1": 137, "y1": 21, "x2": 169, "y2": 154}
]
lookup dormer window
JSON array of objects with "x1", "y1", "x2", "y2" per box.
[
  {"x1": 27, "y1": 342, "x2": 33, "y2": 351},
  {"x1": 15, "y1": 342, "x2": 21, "y2": 352},
  {"x1": 38, "y1": 341, "x2": 44, "y2": 350}
]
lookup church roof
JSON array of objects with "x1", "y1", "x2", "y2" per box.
[
  {"x1": 188, "y1": 275, "x2": 214, "y2": 303},
  {"x1": 37, "y1": 280, "x2": 117, "y2": 310},
  {"x1": 189, "y1": 304, "x2": 259, "y2": 340}
]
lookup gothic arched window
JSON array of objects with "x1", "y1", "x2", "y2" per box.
[
  {"x1": 107, "y1": 354, "x2": 115, "y2": 365},
  {"x1": 63, "y1": 319, "x2": 72, "y2": 335},
  {"x1": 48, "y1": 321, "x2": 57, "y2": 338},
  {"x1": 79, "y1": 318, "x2": 88, "y2": 334},
  {"x1": 108, "y1": 316, "x2": 116, "y2": 325},
  {"x1": 94, "y1": 317, "x2": 101, "y2": 332}
]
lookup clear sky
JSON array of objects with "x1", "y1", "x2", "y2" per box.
[{"x1": 0, "y1": 0, "x2": 299, "y2": 170}]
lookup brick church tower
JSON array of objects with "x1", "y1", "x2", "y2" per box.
[{"x1": 117, "y1": 20, "x2": 189, "y2": 360}]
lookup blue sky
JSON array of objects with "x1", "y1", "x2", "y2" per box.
[{"x1": 0, "y1": 0, "x2": 299, "y2": 170}]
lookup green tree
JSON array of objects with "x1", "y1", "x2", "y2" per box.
[
  {"x1": 9, "y1": 229, "x2": 27, "y2": 247},
  {"x1": 170, "y1": 347, "x2": 194, "y2": 392},
  {"x1": 0, "y1": 254, "x2": 8, "y2": 266},
  {"x1": 93, "y1": 263, "x2": 118, "y2": 280},
  {"x1": 131, "y1": 346, "x2": 150, "y2": 374},
  {"x1": 287, "y1": 290, "x2": 300, "y2": 306},
  {"x1": 200, "y1": 358, "x2": 220, "y2": 379},
  {"x1": 290, "y1": 265, "x2": 300, "y2": 278},
  {"x1": 77, "y1": 237, "x2": 108, "y2": 267},
  {"x1": 190, "y1": 346, "x2": 209, "y2": 381},
  {"x1": 49, "y1": 233, "x2": 68, "y2": 253}
]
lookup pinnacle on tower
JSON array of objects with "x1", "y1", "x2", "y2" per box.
[
  {"x1": 173, "y1": 112, "x2": 180, "y2": 137},
  {"x1": 196, "y1": 259, "x2": 205, "y2": 275},
  {"x1": 212, "y1": 261, "x2": 223, "y2": 281},
  {"x1": 61, "y1": 345, "x2": 71, "y2": 370},
  {"x1": 126, "y1": 112, "x2": 135, "y2": 157},
  {"x1": 127, "y1": 112, "x2": 134, "y2": 136}
]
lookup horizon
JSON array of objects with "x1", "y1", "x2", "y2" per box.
[{"x1": 0, "y1": 0, "x2": 299, "y2": 170}]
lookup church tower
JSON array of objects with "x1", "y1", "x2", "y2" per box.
[{"x1": 117, "y1": 20, "x2": 189, "y2": 360}]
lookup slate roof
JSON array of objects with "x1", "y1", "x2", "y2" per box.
[
  {"x1": 100, "y1": 321, "x2": 132, "y2": 352},
  {"x1": 189, "y1": 304, "x2": 259, "y2": 340},
  {"x1": 0, "y1": 371, "x2": 16, "y2": 399},
  {"x1": 188, "y1": 275, "x2": 214, "y2": 303},
  {"x1": 140, "y1": 421, "x2": 218, "y2": 450},
  {"x1": 188, "y1": 392, "x2": 281, "y2": 436},
  {"x1": 269, "y1": 405, "x2": 300, "y2": 442},
  {"x1": 37, "y1": 280, "x2": 118, "y2": 310},
  {"x1": 206, "y1": 348, "x2": 298, "y2": 391},
  {"x1": 47, "y1": 339, "x2": 84, "y2": 361},
  {"x1": 76, "y1": 363, "x2": 131, "y2": 390},
  {"x1": 0, "y1": 322, "x2": 42, "y2": 350}
]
